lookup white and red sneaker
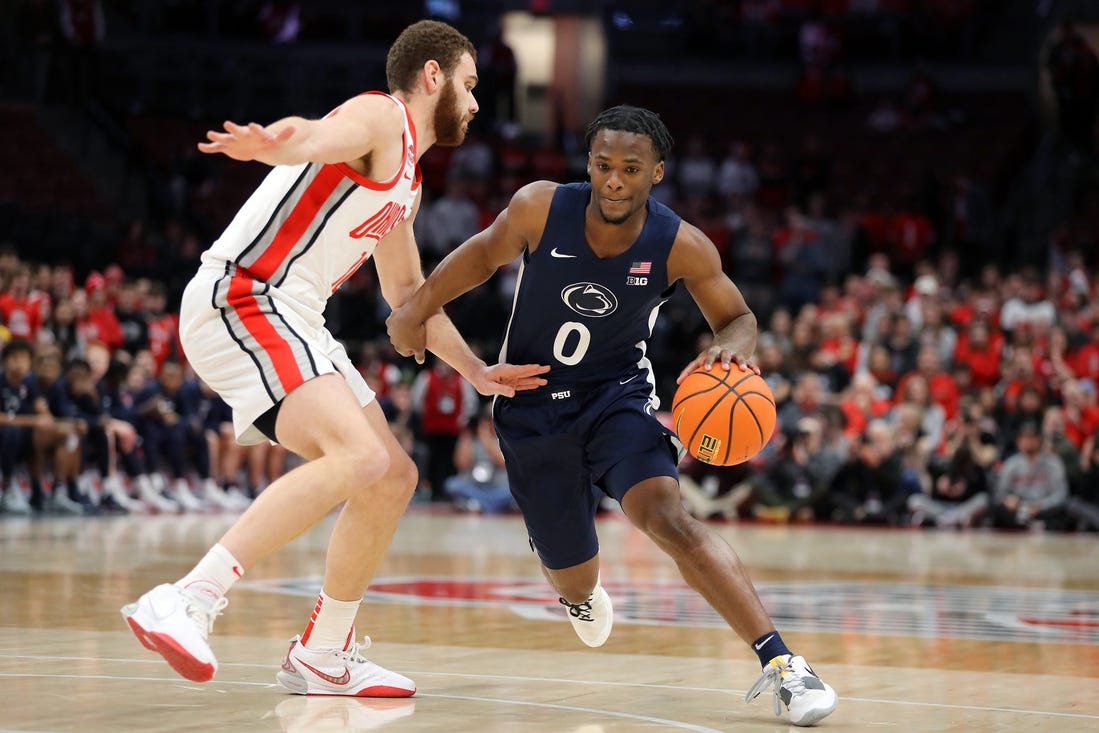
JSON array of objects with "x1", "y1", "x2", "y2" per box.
[
  {"x1": 276, "y1": 634, "x2": 415, "y2": 697},
  {"x1": 121, "y1": 583, "x2": 228, "y2": 682}
]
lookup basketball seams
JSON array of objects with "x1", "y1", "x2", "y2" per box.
[
  {"x1": 672, "y1": 366, "x2": 776, "y2": 466},
  {"x1": 728, "y1": 391, "x2": 765, "y2": 460},
  {"x1": 683, "y1": 385, "x2": 736, "y2": 463},
  {"x1": 671, "y1": 380, "x2": 729, "y2": 413}
]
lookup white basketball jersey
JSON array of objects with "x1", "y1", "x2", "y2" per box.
[{"x1": 201, "y1": 92, "x2": 421, "y2": 323}]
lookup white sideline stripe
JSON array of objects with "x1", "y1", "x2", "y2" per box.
[
  {"x1": 0, "y1": 659, "x2": 1096, "y2": 721},
  {"x1": 0, "y1": 673, "x2": 715, "y2": 732}
]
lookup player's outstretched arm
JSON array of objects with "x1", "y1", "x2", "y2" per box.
[
  {"x1": 669, "y1": 222, "x2": 760, "y2": 383},
  {"x1": 386, "y1": 180, "x2": 556, "y2": 362},
  {"x1": 197, "y1": 94, "x2": 403, "y2": 167},
  {"x1": 375, "y1": 191, "x2": 549, "y2": 397}
]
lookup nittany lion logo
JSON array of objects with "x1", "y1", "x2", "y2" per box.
[{"x1": 560, "y1": 282, "x2": 618, "y2": 318}]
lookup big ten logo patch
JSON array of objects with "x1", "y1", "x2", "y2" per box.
[{"x1": 697, "y1": 434, "x2": 721, "y2": 463}]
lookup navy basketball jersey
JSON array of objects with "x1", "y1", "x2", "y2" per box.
[{"x1": 500, "y1": 182, "x2": 680, "y2": 404}]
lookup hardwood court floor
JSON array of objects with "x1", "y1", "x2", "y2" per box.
[{"x1": 1, "y1": 508, "x2": 1097, "y2": 732}]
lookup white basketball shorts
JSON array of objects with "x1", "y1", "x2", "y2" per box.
[{"x1": 179, "y1": 262, "x2": 374, "y2": 445}]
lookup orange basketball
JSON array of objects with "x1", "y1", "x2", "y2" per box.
[{"x1": 671, "y1": 363, "x2": 777, "y2": 466}]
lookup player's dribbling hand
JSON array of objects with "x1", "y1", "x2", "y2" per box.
[
  {"x1": 471, "y1": 363, "x2": 550, "y2": 397},
  {"x1": 198, "y1": 121, "x2": 296, "y2": 161},
  {"x1": 676, "y1": 347, "x2": 760, "y2": 384}
]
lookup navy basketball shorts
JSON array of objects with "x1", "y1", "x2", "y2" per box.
[{"x1": 493, "y1": 381, "x2": 680, "y2": 570}]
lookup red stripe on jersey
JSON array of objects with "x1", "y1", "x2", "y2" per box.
[
  {"x1": 227, "y1": 271, "x2": 304, "y2": 392},
  {"x1": 249, "y1": 164, "x2": 345, "y2": 282}
]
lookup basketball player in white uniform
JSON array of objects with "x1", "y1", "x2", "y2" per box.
[{"x1": 121, "y1": 20, "x2": 548, "y2": 696}]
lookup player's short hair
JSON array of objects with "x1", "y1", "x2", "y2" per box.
[
  {"x1": 386, "y1": 20, "x2": 476, "y2": 94},
  {"x1": 585, "y1": 105, "x2": 674, "y2": 162}
]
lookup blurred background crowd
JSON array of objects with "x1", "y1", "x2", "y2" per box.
[{"x1": 1, "y1": 0, "x2": 1098, "y2": 533}]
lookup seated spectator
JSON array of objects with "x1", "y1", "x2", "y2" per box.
[
  {"x1": 896, "y1": 344, "x2": 961, "y2": 419},
  {"x1": 838, "y1": 371, "x2": 891, "y2": 440},
  {"x1": 1, "y1": 340, "x2": 54, "y2": 513},
  {"x1": 134, "y1": 359, "x2": 206, "y2": 511},
  {"x1": 825, "y1": 419, "x2": 917, "y2": 525},
  {"x1": 990, "y1": 420, "x2": 1069, "y2": 531},
  {"x1": 750, "y1": 416, "x2": 837, "y2": 522},
  {"x1": 1042, "y1": 405, "x2": 1084, "y2": 490},
  {"x1": 953, "y1": 318, "x2": 1003, "y2": 389},
  {"x1": 0, "y1": 265, "x2": 46, "y2": 341},
  {"x1": 76, "y1": 276, "x2": 124, "y2": 352},
  {"x1": 35, "y1": 349, "x2": 87, "y2": 514},
  {"x1": 96, "y1": 358, "x2": 162, "y2": 512},
  {"x1": 909, "y1": 438, "x2": 991, "y2": 529},
  {"x1": 1068, "y1": 320, "x2": 1099, "y2": 383},
  {"x1": 1061, "y1": 378, "x2": 1099, "y2": 450},
  {"x1": 145, "y1": 282, "x2": 183, "y2": 374},
  {"x1": 444, "y1": 406, "x2": 514, "y2": 514},
  {"x1": 890, "y1": 373, "x2": 946, "y2": 456},
  {"x1": 777, "y1": 371, "x2": 826, "y2": 431},
  {"x1": 998, "y1": 384, "x2": 1046, "y2": 458},
  {"x1": 1067, "y1": 429, "x2": 1099, "y2": 531},
  {"x1": 40, "y1": 296, "x2": 83, "y2": 361},
  {"x1": 195, "y1": 380, "x2": 250, "y2": 510}
]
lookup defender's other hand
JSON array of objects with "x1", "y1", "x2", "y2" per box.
[
  {"x1": 386, "y1": 307, "x2": 428, "y2": 365},
  {"x1": 471, "y1": 363, "x2": 550, "y2": 397}
]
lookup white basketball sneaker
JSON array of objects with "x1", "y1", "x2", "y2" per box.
[
  {"x1": 745, "y1": 654, "x2": 837, "y2": 726},
  {"x1": 559, "y1": 584, "x2": 614, "y2": 648},
  {"x1": 121, "y1": 583, "x2": 228, "y2": 682},
  {"x1": 276, "y1": 635, "x2": 416, "y2": 697}
]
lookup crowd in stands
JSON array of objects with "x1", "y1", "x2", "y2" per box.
[
  {"x1": 2, "y1": 4, "x2": 1098, "y2": 531},
  {"x1": 3, "y1": 113, "x2": 1099, "y2": 531}
]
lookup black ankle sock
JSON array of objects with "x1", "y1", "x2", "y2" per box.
[{"x1": 751, "y1": 630, "x2": 792, "y2": 667}]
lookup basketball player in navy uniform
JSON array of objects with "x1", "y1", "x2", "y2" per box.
[{"x1": 387, "y1": 106, "x2": 838, "y2": 726}]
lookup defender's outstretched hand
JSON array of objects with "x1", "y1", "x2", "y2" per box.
[
  {"x1": 469, "y1": 363, "x2": 550, "y2": 397},
  {"x1": 198, "y1": 121, "x2": 296, "y2": 161}
]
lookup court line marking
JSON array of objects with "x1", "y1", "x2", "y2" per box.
[
  {"x1": 0, "y1": 657, "x2": 1097, "y2": 721},
  {"x1": 0, "y1": 673, "x2": 718, "y2": 732},
  {"x1": 419, "y1": 693, "x2": 723, "y2": 732}
]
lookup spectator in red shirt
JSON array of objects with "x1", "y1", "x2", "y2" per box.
[
  {"x1": 1070, "y1": 321, "x2": 1099, "y2": 382},
  {"x1": 0, "y1": 265, "x2": 46, "y2": 341},
  {"x1": 1062, "y1": 378, "x2": 1099, "y2": 450},
  {"x1": 74, "y1": 275, "x2": 123, "y2": 352},
  {"x1": 144, "y1": 281, "x2": 183, "y2": 375},
  {"x1": 896, "y1": 345, "x2": 961, "y2": 419},
  {"x1": 888, "y1": 208, "x2": 936, "y2": 279},
  {"x1": 953, "y1": 319, "x2": 1003, "y2": 389},
  {"x1": 999, "y1": 347, "x2": 1049, "y2": 417},
  {"x1": 838, "y1": 371, "x2": 891, "y2": 441},
  {"x1": 816, "y1": 311, "x2": 859, "y2": 383}
]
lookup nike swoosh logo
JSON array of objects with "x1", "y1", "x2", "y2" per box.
[
  {"x1": 619, "y1": 374, "x2": 638, "y2": 384},
  {"x1": 550, "y1": 248, "x2": 577, "y2": 258},
  {"x1": 298, "y1": 659, "x2": 352, "y2": 686},
  {"x1": 753, "y1": 634, "x2": 775, "y2": 651},
  {"x1": 232, "y1": 565, "x2": 243, "y2": 578}
]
